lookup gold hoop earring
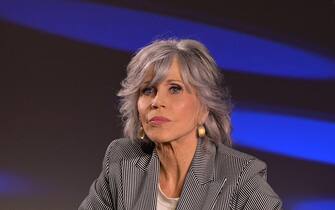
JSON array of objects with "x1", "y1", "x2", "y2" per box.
[
  {"x1": 197, "y1": 125, "x2": 206, "y2": 138},
  {"x1": 138, "y1": 126, "x2": 145, "y2": 140}
]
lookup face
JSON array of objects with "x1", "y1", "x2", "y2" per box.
[{"x1": 137, "y1": 57, "x2": 208, "y2": 144}]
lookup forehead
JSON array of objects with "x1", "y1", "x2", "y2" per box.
[
  {"x1": 166, "y1": 58, "x2": 183, "y2": 80},
  {"x1": 143, "y1": 58, "x2": 181, "y2": 80},
  {"x1": 142, "y1": 57, "x2": 195, "y2": 94}
]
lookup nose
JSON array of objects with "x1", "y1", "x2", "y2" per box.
[{"x1": 151, "y1": 91, "x2": 165, "y2": 109}]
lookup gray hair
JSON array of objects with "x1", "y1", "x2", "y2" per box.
[{"x1": 117, "y1": 39, "x2": 232, "y2": 146}]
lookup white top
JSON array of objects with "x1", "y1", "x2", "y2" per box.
[{"x1": 157, "y1": 184, "x2": 180, "y2": 210}]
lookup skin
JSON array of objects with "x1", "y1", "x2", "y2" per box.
[{"x1": 137, "y1": 57, "x2": 208, "y2": 198}]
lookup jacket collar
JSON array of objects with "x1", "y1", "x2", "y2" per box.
[
  {"x1": 135, "y1": 138, "x2": 217, "y2": 183},
  {"x1": 121, "y1": 140, "x2": 159, "y2": 210},
  {"x1": 135, "y1": 140, "x2": 157, "y2": 172},
  {"x1": 125, "y1": 139, "x2": 226, "y2": 210},
  {"x1": 176, "y1": 139, "x2": 227, "y2": 210},
  {"x1": 190, "y1": 138, "x2": 216, "y2": 184}
]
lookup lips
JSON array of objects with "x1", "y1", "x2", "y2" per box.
[{"x1": 148, "y1": 116, "x2": 171, "y2": 125}]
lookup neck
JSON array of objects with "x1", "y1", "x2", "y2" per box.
[{"x1": 156, "y1": 137, "x2": 198, "y2": 198}]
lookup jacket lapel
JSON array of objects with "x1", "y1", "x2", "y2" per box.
[
  {"x1": 121, "y1": 140, "x2": 226, "y2": 210},
  {"x1": 121, "y1": 142, "x2": 159, "y2": 210},
  {"x1": 176, "y1": 140, "x2": 227, "y2": 210}
]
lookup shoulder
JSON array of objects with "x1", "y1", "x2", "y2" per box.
[
  {"x1": 214, "y1": 143, "x2": 269, "y2": 193},
  {"x1": 215, "y1": 143, "x2": 267, "y2": 175},
  {"x1": 214, "y1": 143, "x2": 282, "y2": 209},
  {"x1": 104, "y1": 138, "x2": 153, "y2": 163}
]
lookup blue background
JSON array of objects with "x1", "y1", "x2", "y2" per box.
[{"x1": 1, "y1": 0, "x2": 334, "y2": 209}]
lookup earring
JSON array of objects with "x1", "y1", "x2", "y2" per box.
[
  {"x1": 138, "y1": 126, "x2": 145, "y2": 140},
  {"x1": 197, "y1": 124, "x2": 206, "y2": 138}
]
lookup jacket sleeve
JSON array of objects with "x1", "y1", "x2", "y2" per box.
[
  {"x1": 233, "y1": 159, "x2": 283, "y2": 210},
  {"x1": 79, "y1": 143, "x2": 115, "y2": 210}
]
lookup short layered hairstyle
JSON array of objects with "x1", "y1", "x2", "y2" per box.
[{"x1": 118, "y1": 39, "x2": 232, "y2": 146}]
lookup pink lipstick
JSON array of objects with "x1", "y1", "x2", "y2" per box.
[{"x1": 149, "y1": 116, "x2": 171, "y2": 126}]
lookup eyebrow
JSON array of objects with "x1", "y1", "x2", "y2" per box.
[
  {"x1": 142, "y1": 79, "x2": 192, "y2": 93},
  {"x1": 143, "y1": 79, "x2": 183, "y2": 84},
  {"x1": 166, "y1": 79, "x2": 183, "y2": 83}
]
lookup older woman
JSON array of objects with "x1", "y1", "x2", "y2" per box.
[{"x1": 79, "y1": 39, "x2": 282, "y2": 210}]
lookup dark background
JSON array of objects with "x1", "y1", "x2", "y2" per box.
[{"x1": 1, "y1": 0, "x2": 335, "y2": 209}]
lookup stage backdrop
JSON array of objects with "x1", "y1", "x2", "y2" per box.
[{"x1": 1, "y1": 1, "x2": 335, "y2": 209}]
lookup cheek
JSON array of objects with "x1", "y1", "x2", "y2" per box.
[
  {"x1": 174, "y1": 98, "x2": 200, "y2": 123},
  {"x1": 137, "y1": 99, "x2": 147, "y2": 121}
]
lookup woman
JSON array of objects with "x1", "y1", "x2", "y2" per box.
[{"x1": 79, "y1": 39, "x2": 282, "y2": 210}]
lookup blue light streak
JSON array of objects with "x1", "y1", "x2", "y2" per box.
[
  {"x1": 0, "y1": 0, "x2": 334, "y2": 79},
  {"x1": 233, "y1": 109, "x2": 335, "y2": 165},
  {"x1": 293, "y1": 199, "x2": 335, "y2": 210},
  {"x1": 0, "y1": 171, "x2": 34, "y2": 196},
  {"x1": 0, "y1": 0, "x2": 334, "y2": 164}
]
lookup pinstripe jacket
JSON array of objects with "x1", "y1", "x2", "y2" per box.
[{"x1": 79, "y1": 138, "x2": 282, "y2": 210}]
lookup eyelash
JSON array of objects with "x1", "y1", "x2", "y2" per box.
[
  {"x1": 141, "y1": 87, "x2": 155, "y2": 95},
  {"x1": 169, "y1": 85, "x2": 182, "y2": 94},
  {"x1": 141, "y1": 84, "x2": 182, "y2": 96}
]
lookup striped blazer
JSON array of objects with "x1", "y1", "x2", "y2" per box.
[{"x1": 79, "y1": 138, "x2": 282, "y2": 210}]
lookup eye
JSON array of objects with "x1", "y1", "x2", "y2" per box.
[
  {"x1": 141, "y1": 86, "x2": 156, "y2": 96},
  {"x1": 169, "y1": 85, "x2": 182, "y2": 94}
]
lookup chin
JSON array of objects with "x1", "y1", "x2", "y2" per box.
[{"x1": 146, "y1": 132, "x2": 176, "y2": 144}]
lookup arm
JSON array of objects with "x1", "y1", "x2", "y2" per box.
[{"x1": 79, "y1": 143, "x2": 115, "y2": 210}]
